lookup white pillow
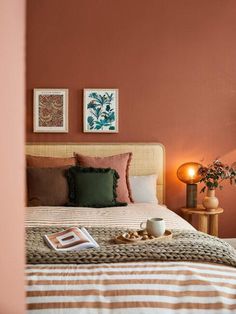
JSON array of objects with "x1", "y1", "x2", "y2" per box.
[{"x1": 129, "y1": 174, "x2": 158, "y2": 204}]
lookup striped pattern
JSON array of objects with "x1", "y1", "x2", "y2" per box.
[
  {"x1": 25, "y1": 203, "x2": 195, "y2": 230},
  {"x1": 26, "y1": 262, "x2": 236, "y2": 313},
  {"x1": 26, "y1": 205, "x2": 236, "y2": 313}
]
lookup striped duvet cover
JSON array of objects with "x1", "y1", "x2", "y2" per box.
[{"x1": 26, "y1": 204, "x2": 236, "y2": 313}]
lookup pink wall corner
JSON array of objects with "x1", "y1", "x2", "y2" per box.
[{"x1": 0, "y1": 0, "x2": 25, "y2": 313}]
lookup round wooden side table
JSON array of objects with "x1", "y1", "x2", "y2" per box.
[{"x1": 180, "y1": 205, "x2": 224, "y2": 237}]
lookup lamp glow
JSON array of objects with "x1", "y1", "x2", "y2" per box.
[
  {"x1": 177, "y1": 162, "x2": 201, "y2": 184},
  {"x1": 188, "y1": 168, "x2": 195, "y2": 179},
  {"x1": 177, "y1": 162, "x2": 202, "y2": 208}
]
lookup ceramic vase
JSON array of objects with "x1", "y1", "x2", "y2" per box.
[{"x1": 202, "y1": 189, "x2": 219, "y2": 210}]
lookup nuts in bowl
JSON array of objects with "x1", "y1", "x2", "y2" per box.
[
  {"x1": 138, "y1": 229, "x2": 156, "y2": 240},
  {"x1": 121, "y1": 231, "x2": 142, "y2": 242},
  {"x1": 114, "y1": 229, "x2": 172, "y2": 244},
  {"x1": 121, "y1": 230, "x2": 157, "y2": 242}
]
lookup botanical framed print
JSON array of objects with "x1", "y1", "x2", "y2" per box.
[
  {"x1": 83, "y1": 89, "x2": 119, "y2": 133},
  {"x1": 33, "y1": 88, "x2": 68, "y2": 133}
]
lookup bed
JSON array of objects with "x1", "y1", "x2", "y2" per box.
[{"x1": 25, "y1": 143, "x2": 236, "y2": 313}]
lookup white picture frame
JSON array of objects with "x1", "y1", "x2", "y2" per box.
[
  {"x1": 83, "y1": 88, "x2": 119, "y2": 133},
  {"x1": 33, "y1": 88, "x2": 68, "y2": 133}
]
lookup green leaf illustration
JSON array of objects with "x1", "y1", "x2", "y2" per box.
[
  {"x1": 87, "y1": 116, "x2": 94, "y2": 130},
  {"x1": 87, "y1": 91, "x2": 116, "y2": 131}
]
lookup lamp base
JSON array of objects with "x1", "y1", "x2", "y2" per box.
[{"x1": 186, "y1": 184, "x2": 197, "y2": 208}]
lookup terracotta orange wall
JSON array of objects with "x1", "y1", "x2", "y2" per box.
[
  {"x1": 0, "y1": 0, "x2": 25, "y2": 313},
  {"x1": 26, "y1": 0, "x2": 236, "y2": 237}
]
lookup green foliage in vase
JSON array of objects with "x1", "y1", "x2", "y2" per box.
[
  {"x1": 86, "y1": 92, "x2": 116, "y2": 131},
  {"x1": 198, "y1": 159, "x2": 236, "y2": 193}
]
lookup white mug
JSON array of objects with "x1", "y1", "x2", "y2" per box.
[{"x1": 140, "y1": 218, "x2": 166, "y2": 237}]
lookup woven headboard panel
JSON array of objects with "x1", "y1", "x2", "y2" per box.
[{"x1": 26, "y1": 143, "x2": 165, "y2": 204}]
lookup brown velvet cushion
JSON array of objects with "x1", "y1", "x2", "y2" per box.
[
  {"x1": 26, "y1": 155, "x2": 75, "y2": 168},
  {"x1": 27, "y1": 167, "x2": 70, "y2": 206}
]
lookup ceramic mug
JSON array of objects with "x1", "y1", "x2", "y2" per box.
[{"x1": 140, "y1": 218, "x2": 166, "y2": 237}]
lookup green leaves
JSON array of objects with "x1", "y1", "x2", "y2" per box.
[
  {"x1": 87, "y1": 116, "x2": 94, "y2": 130},
  {"x1": 86, "y1": 92, "x2": 116, "y2": 131},
  {"x1": 198, "y1": 159, "x2": 236, "y2": 193}
]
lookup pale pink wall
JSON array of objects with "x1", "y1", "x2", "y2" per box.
[{"x1": 0, "y1": 0, "x2": 25, "y2": 313}]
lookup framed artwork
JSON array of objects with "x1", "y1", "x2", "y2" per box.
[
  {"x1": 83, "y1": 88, "x2": 119, "y2": 133},
  {"x1": 33, "y1": 88, "x2": 68, "y2": 133}
]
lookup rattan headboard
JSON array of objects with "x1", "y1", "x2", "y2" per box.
[{"x1": 26, "y1": 143, "x2": 165, "y2": 204}]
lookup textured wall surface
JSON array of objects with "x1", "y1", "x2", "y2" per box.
[
  {"x1": 0, "y1": 0, "x2": 25, "y2": 313},
  {"x1": 27, "y1": 0, "x2": 236, "y2": 237}
]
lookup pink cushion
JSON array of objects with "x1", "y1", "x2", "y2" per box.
[{"x1": 74, "y1": 152, "x2": 133, "y2": 203}]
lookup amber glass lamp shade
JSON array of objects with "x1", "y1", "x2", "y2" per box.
[
  {"x1": 177, "y1": 162, "x2": 202, "y2": 208},
  {"x1": 177, "y1": 162, "x2": 202, "y2": 184}
]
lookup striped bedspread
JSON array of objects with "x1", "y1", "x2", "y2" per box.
[
  {"x1": 26, "y1": 261, "x2": 236, "y2": 313},
  {"x1": 26, "y1": 204, "x2": 236, "y2": 313}
]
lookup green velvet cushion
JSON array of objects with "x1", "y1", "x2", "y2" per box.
[{"x1": 66, "y1": 166, "x2": 127, "y2": 207}]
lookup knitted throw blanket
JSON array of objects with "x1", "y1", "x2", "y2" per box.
[{"x1": 26, "y1": 226, "x2": 236, "y2": 267}]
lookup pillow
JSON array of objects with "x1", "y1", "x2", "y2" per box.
[
  {"x1": 129, "y1": 174, "x2": 158, "y2": 204},
  {"x1": 74, "y1": 152, "x2": 132, "y2": 203},
  {"x1": 66, "y1": 166, "x2": 127, "y2": 208},
  {"x1": 26, "y1": 155, "x2": 75, "y2": 168},
  {"x1": 27, "y1": 167, "x2": 70, "y2": 206}
]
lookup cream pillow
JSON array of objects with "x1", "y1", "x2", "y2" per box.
[{"x1": 129, "y1": 174, "x2": 158, "y2": 204}]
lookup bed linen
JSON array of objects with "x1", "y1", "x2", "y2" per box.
[
  {"x1": 26, "y1": 204, "x2": 236, "y2": 313},
  {"x1": 25, "y1": 203, "x2": 195, "y2": 229}
]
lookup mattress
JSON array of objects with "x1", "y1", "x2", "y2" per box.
[{"x1": 25, "y1": 204, "x2": 236, "y2": 313}]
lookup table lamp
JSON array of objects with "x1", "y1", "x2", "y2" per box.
[{"x1": 177, "y1": 162, "x2": 202, "y2": 208}]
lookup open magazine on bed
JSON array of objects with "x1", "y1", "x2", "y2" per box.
[{"x1": 44, "y1": 227, "x2": 99, "y2": 251}]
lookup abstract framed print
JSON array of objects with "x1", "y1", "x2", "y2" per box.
[
  {"x1": 83, "y1": 88, "x2": 119, "y2": 133},
  {"x1": 33, "y1": 88, "x2": 68, "y2": 133}
]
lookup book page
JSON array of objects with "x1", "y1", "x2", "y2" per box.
[
  {"x1": 44, "y1": 227, "x2": 99, "y2": 251},
  {"x1": 81, "y1": 227, "x2": 99, "y2": 248}
]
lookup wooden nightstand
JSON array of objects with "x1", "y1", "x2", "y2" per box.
[{"x1": 180, "y1": 205, "x2": 224, "y2": 237}]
